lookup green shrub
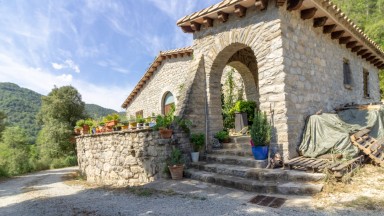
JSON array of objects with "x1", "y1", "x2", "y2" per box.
[
  {"x1": 168, "y1": 147, "x2": 183, "y2": 165},
  {"x1": 214, "y1": 130, "x2": 229, "y2": 142},
  {"x1": 64, "y1": 155, "x2": 78, "y2": 166},
  {"x1": 250, "y1": 110, "x2": 271, "y2": 146},
  {"x1": 190, "y1": 133, "x2": 205, "y2": 152},
  {"x1": 231, "y1": 100, "x2": 257, "y2": 125}
]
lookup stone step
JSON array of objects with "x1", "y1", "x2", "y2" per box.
[
  {"x1": 184, "y1": 169, "x2": 323, "y2": 195},
  {"x1": 211, "y1": 149, "x2": 253, "y2": 157},
  {"x1": 222, "y1": 142, "x2": 253, "y2": 150},
  {"x1": 191, "y1": 162, "x2": 325, "y2": 182},
  {"x1": 230, "y1": 136, "x2": 251, "y2": 144},
  {"x1": 206, "y1": 154, "x2": 267, "y2": 168}
]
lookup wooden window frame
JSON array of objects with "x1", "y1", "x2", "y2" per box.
[{"x1": 135, "y1": 110, "x2": 143, "y2": 118}]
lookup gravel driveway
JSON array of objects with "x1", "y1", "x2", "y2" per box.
[{"x1": 0, "y1": 167, "x2": 381, "y2": 216}]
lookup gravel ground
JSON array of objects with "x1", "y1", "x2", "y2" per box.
[{"x1": 0, "y1": 167, "x2": 382, "y2": 216}]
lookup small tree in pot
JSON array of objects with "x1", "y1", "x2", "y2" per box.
[
  {"x1": 190, "y1": 133, "x2": 205, "y2": 162},
  {"x1": 167, "y1": 147, "x2": 184, "y2": 180},
  {"x1": 250, "y1": 110, "x2": 271, "y2": 160}
]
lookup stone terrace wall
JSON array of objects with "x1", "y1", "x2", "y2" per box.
[
  {"x1": 76, "y1": 130, "x2": 191, "y2": 186},
  {"x1": 280, "y1": 7, "x2": 380, "y2": 157}
]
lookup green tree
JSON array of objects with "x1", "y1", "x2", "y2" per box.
[
  {"x1": 0, "y1": 111, "x2": 6, "y2": 137},
  {"x1": 37, "y1": 85, "x2": 85, "y2": 126},
  {"x1": 36, "y1": 86, "x2": 85, "y2": 160},
  {"x1": 0, "y1": 127, "x2": 31, "y2": 175}
]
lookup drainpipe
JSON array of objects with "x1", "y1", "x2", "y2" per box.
[{"x1": 203, "y1": 57, "x2": 209, "y2": 153}]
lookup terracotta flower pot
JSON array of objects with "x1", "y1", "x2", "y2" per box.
[
  {"x1": 159, "y1": 129, "x2": 173, "y2": 139},
  {"x1": 82, "y1": 125, "x2": 90, "y2": 134},
  {"x1": 106, "y1": 120, "x2": 118, "y2": 127},
  {"x1": 168, "y1": 164, "x2": 184, "y2": 180}
]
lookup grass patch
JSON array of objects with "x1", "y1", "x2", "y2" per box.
[
  {"x1": 342, "y1": 196, "x2": 384, "y2": 210},
  {"x1": 62, "y1": 171, "x2": 91, "y2": 187}
]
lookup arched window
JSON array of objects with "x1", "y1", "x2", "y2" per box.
[{"x1": 163, "y1": 92, "x2": 175, "y2": 115}]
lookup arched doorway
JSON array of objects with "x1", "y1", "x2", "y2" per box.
[{"x1": 207, "y1": 43, "x2": 259, "y2": 138}]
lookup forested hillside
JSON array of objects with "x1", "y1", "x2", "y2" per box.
[
  {"x1": 332, "y1": 0, "x2": 384, "y2": 96},
  {"x1": 0, "y1": 83, "x2": 42, "y2": 142},
  {"x1": 0, "y1": 82, "x2": 119, "y2": 142}
]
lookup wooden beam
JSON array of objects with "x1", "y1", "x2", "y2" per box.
[
  {"x1": 203, "y1": 17, "x2": 213, "y2": 28},
  {"x1": 313, "y1": 17, "x2": 328, "y2": 28},
  {"x1": 339, "y1": 36, "x2": 351, "y2": 44},
  {"x1": 371, "y1": 59, "x2": 379, "y2": 64},
  {"x1": 255, "y1": 0, "x2": 268, "y2": 10},
  {"x1": 366, "y1": 56, "x2": 375, "y2": 61},
  {"x1": 346, "y1": 41, "x2": 357, "y2": 49},
  {"x1": 181, "y1": 25, "x2": 194, "y2": 33},
  {"x1": 217, "y1": 11, "x2": 229, "y2": 23},
  {"x1": 287, "y1": 0, "x2": 304, "y2": 11},
  {"x1": 362, "y1": 53, "x2": 372, "y2": 59},
  {"x1": 190, "y1": 22, "x2": 201, "y2": 31},
  {"x1": 323, "y1": 24, "x2": 336, "y2": 34},
  {"x1": 357, "y1": 49, "x2": 368, "y2": 56},
  {"x1": 375, "y1": 61, "x2": 383, "y2": 67},
  {"x1": 331, "y1": 30, "x2": 345, "y2": 39},
  {"x1": 234, "y1": 5, "x2": 247, "y2": 17},
  {"x1": 351, "y1": 46, "x2": 362, "y2": 52},
  {"x1": 301, "y1": 8, "x2": 317, "y2": 20},
  {"x1": 276, "y1": 0, "x2": 286, "y2": 6}
]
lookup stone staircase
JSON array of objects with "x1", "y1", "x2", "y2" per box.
[{"x1": 185, "y1": 136, "x2": 325, "y2": 195}]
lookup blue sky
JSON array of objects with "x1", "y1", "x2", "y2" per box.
[{"x1": 0, "y1": 0, "x2": 221, "y2": 111}]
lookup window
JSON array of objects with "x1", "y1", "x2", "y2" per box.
[
  {"x1": 363, "y1": 69, "x2": 369, "y2": 98},
  {"x1": 136, "y1": 110, "x2": 143, "y2": 118},
  {"x1": 163, "y1": 92, "x2": 175, "y2": 115},
  {"x1": 343, "y1": 59, "x2": 352, "y2": 89}
]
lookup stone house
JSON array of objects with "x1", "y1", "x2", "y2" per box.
[{"x1": 122, "y1": 0, "x2": 384, "y2": 160}]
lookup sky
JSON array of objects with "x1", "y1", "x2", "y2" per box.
[{"x1": 0, "y1": 0, "x2": 221, "y2": 111}]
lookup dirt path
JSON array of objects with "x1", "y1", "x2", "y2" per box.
[{"x1": 0, "y1": 166, "x2": 383, "y2": 216}]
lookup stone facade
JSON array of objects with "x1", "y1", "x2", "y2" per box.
[
  {"x1": 123, "y1": 3, "x2": 381, "y2": 160},
  {"x1": 279, "y1": 8, "x2": 380, "y2": 157},
  {"x1": 76, "y1": 130, "x2": 191, "y2": 186},
  {"x1": 125, "y1": 56, "x2": 192, "y2": 118}
]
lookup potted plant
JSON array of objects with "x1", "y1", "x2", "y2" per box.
[
  {"x1": 129, "y1": 115, "x2": 137, "y2": 129},
  {"x1": 214, "y1": 130, "x2": 230, "y2": 143},
  {"x1": 76, "y1": 119, "x2": 90, "y2": 135},
  {"x1": 121, "y1": 120, "x2": 129, "y2": 130},
  {"x1": 250, "y1": 110, "x2": 271, "y2": 160},
  {"x1": 136, "y1": 115, "x2": 145, "y2": 129},
  {"x1": 74, "y1": 126, "x2": 82, "y2": 135},
  {"x1": 104, "y1": 113, "x2": 120, "y2": 128},
  {"x1": 190, "y1": 133, "x2": 205, "y2": 162},
  {"x1": 167, "y1": 147, "x2": 184, "y2": 180},
  {"x1": 98, "y1": 122, "x2": 105, "y2": 133},
  {"x1": 144, "y1": 117, "x2": 151, "y2": 129},
  {"x1": 155, "y1": 107, "x2": 174, "y2": 139}
]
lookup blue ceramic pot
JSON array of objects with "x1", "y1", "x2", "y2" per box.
[{"x1": 251, "y1": 145, "x2": 269, "y2": 160}]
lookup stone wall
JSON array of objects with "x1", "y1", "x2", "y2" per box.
[
  {"x1": 76, "y1": 130, "x2": 191, "y2": 186},
  {"x1": 280, "y1": 8, "x2": 380, "y2": 157},
  {"x1": 125, "y1": 56, "x2": 192, "y2": 118}
]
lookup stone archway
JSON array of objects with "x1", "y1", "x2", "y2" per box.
[{"x1": 207, "y1": 43, "x2": 259, "y2": 138}]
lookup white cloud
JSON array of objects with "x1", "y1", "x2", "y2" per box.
[
  {"x1": 65, "y1": 59, "x2": 80, "y2": 73},
  {"x1": 52, "y1": 62, "x2": 64, "y2": 70},
  {"x1": 51, "y1": 59, "x2": 80, "y2": 73}
]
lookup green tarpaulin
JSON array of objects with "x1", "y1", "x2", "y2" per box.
[{"x1": 299, "y1": 107, "x2": 384, "y2": 158}]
